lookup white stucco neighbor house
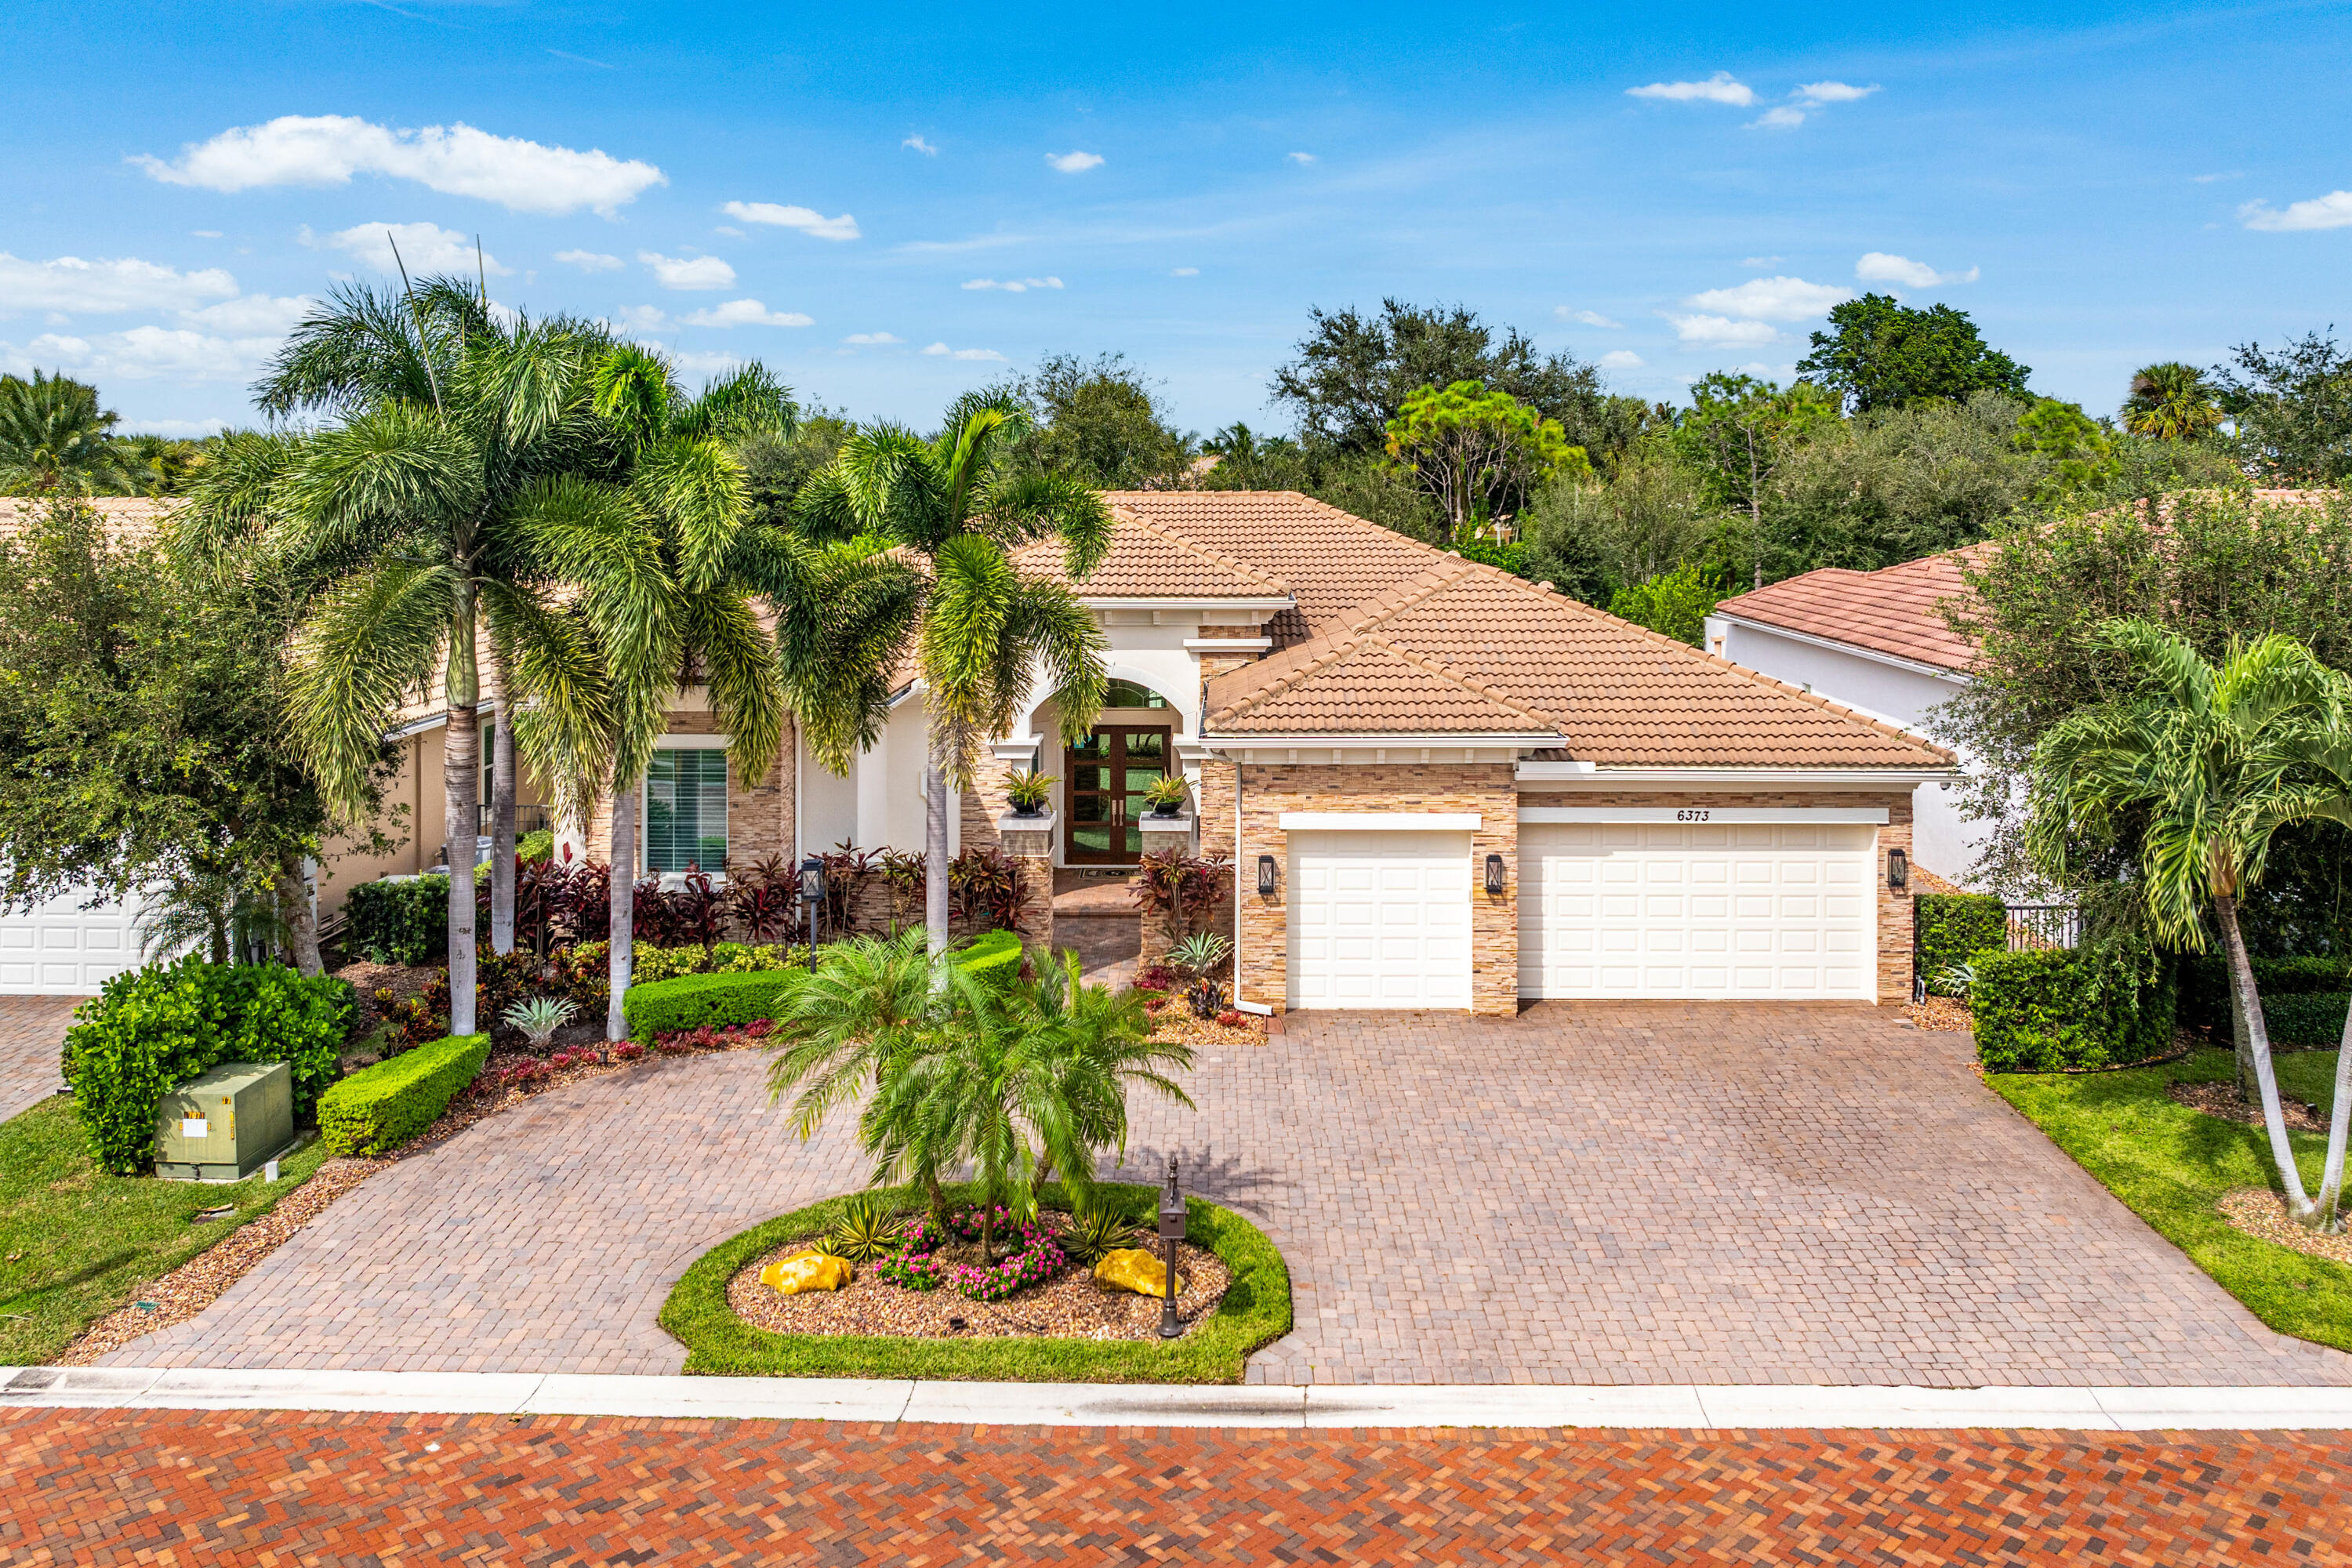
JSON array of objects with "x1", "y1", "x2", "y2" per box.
[{"x1": 1704, "y1": 547, "x2": 1990, "y2": 884}]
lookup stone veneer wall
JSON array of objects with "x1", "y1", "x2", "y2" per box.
[
  {"x1": 1517, "y1": 788, "x2": 1915, "y2": 1006},
  {"x1": 1236, "y1": 762, "x2": 1519, "y2": 1017},
  {"x1": 579, "y1": 712, "x2": 794, "y2": 877}
]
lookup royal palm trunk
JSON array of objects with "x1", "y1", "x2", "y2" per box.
[
  {"x1": 443, "y1": 585, "x2": 481, "y2": 1037},
  {"x1": 2216, "y1": 891, "x2": 2314, "y2": 1218},
  {"x1": 489, "y1": 668, "x2": 517, "y2": 956},
  {"x1": 924, "y1": 760, "x2": 950, "y2": 957},
  {"x1": 606, "y1": 785, "x2": 637, "y2": 1042}
]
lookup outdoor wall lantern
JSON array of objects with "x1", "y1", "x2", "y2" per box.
[
  {"x1": 799, "y1": 854, "x2": 826, "y2": 970},
  {"x1": 1484, "y1": 852, "x2": 1507, "y2": 895},
  {"x1": 1887, "y1": 848, "x2": 1908, "y2": 891},
  {"x1": 1257, "y1": 854, "x2": 1277, "y2": 898}
]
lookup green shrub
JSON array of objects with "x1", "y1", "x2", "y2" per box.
[
  {"x1": 1916, "y1": 893, "x2": 2009, "y2": 996},
  {"x1": 60, "y1": 958, "x2": 354, "y2": 1174},
  {"x1": 343, "y1": 875, "x2": 449, "y2": 966},
  {"x1": 2180, "y1": 953, "x2": 2352, "y2": 1032},
  {"x1": 1970, "y1": 945, "x2": 2176, "y2": 1073},
  {"x1": 952, "y1": 927, "x2": 1025, "y2": 988},
  {"x1": 517, "y1": 829, "x2": 554, "y2": 864},
  {"x1": 316, "y1": 1033, "x2": 489, "y2": 1156},
  {"x1": 624, "y1": 970, "x2": 804, "y2": 1041},
  {"x1": 628, "y1": 942, "x2": 798, "y2": 984},
  {"x1": 2267, "y1": 991, "x2": 2351, "y2": 1048}
]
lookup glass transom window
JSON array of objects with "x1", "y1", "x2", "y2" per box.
[{"x1": 647, "y1": 749, "x2": 728, "y2": 873}]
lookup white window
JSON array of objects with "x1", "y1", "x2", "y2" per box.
[{"x1": 646, "y1": 749, "x2": 728, "y2": 872}]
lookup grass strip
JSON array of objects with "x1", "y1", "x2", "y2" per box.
[{"x1": 661, "y1": 1181, "x2": 1291, "y2": 1383}]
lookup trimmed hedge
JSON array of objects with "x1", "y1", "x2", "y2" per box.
[
  {"x1": 1916, "y1": 893, "x2": 2008, "y2": 996},
  {"x1": 953, "y1": 927, "x2": 1025, "y2": 988},
  {"x1": 316, "y1": 1033, "x2": 489, "y2": 1155},
  {"x1": 61, "y1": 958, "x2": 354, "y2": 1175},
  {"x1": 2267, "y1": 991, "x2": 2352, "y2": 1048},
  {"x1": 1969, "y1": 946, "x2": 2176, "y2": 1073},
  {"x1": 344, "y1": 875, "x2": 450, "y2": 966},
  {"x1": 624, "y1": 970, "x2": 804, "y2": 1042},
  {"x1": 630, "y1": 942, "x2": 800, "y2": 984},
  {"x1": 2180, "y1": 953, "x2": 2352, "y2": 1033},
  {"x1": 660, "y1": 1181, "x2": 1292, "y2": 1382}
]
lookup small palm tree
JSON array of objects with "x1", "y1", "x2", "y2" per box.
[
  {"x1": 2121, "y1": 362, "x2": 2224, "y2": 441},
  {"x1": 1025, "y1": 948, "x2": 1195, "y2": 1196},
  {"x1": 2267, "y1": 724, "x2": 2352, "y2": 1228},
  {"x1": 2027, "y1": 618, "x2": 2340, "y2": 1221},
  {"x1": 0, "y1": 371, "x2": 138, "y2": 495}
]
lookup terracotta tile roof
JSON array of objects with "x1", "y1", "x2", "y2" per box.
[
  {"x1": 1011, "y1": 508, "x2": 1288, "y2": 599},
  {"x1": 1711, "y1": 488, "x2": 2339, "y2": 675},
  {"x1": 0, "y1": 494, "x2": 182, "y2": 546},
  {"x1": 1205, "y1": 555, "x2": 1953, "y2": 768}
]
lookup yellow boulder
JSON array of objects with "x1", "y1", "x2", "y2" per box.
[
  {"x1": 1094, "y1": 1247, "x2": 1181, "y2": 1298},
  {"x1": 760, "y1": 1249, "x2": 852, "y2": 1295}
]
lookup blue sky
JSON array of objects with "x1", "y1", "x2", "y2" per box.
[{"x1": 2, "y1": 1, "x2": 2347, "y2": 437}]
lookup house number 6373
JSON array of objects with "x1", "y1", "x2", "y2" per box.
[{"x1": 1676, "y1": 808, "x2": 1711, "y2": 822}]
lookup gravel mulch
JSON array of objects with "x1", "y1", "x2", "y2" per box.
[
  {"x1": 2169, "y1": 1080, "x2": 2331, "y2": 1133},
  {"x1": 1904, "y1": 996, "x2": 1973, "y2": 1033},
  {"x1": 55, "y1": 1156, "x2": 392, "y2": 1366},
  {"x1": 1145, "y1": 1004, "x2": 1268, "y2": 1051},
  {"x1": 727, "y1": 1229, "x2": 1231, "y2": 1342},
  {"x1": 2216, "y1": 1187, "x2": 2352, "y2": 1265}
]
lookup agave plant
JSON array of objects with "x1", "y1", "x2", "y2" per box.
[
  {"x1": 1060, "y1": 1202, "x2": 1144, "y2": 1265},
  {"x1": 1937, "y1": 960, "x2": 1982, "y2": 1000},
  {"x1": 1167, "y1": 931, "x2": 1231, "y2": 978},
  {"x1": 824, "y1": 1195, "x2": 909, "y2": 1263},
  {"x1": 502, "y1": 996, "x2": 578, "y2": 1052}
]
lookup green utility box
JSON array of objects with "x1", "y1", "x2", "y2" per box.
[{"x1": 155, "y1": 1061, "x2": 296, "y2": 1181}]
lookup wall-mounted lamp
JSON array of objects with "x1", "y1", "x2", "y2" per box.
[
  {"x1": 1886, "y1": 848, "x2": 1908, "y2": 891},
  {"x1": 1256, "y1": 854, "x2": 1277, "y2": 898},
  {"x1": 1484, "y1": 852, "x2": 1507, "y2": 896}
]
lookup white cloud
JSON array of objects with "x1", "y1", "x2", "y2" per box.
[
  {"x1": 191, "y1": 230, "x2": 223, "y2": 239},
  {"x1": 2241, "y1": 191, "x2": 2352, "y2": 231},
  {"x1": 2, "y1": 325, "x2": 278, "y2": 383},
  {"x1": 843, "y1": 332, "x2": 902, "y2": 345},
  {"x1": 639, "y1": 251, "x2": 735, "y2": 290},
  {"x1": 124, "y1": 416, "x2": 230, "y2": 437},
  {"x1": 1667, "y1": 314, "x2": 1782, "y2": 347},
  {"x1": 2192, "y1": 171, "x2": 2241, "y2": 184},
  {"x1": 1599, "y1": 350, "x2": 1646, "y2": 370},
  {"x1": 1796, "y1": 81, "x2": 1878, "y2": 103},
  {"x1": 554, "y1": 249, "x2": 624, "y2": 272},
  {"x1": 961, "y1": 276, "x2": 1064, "y2": 292},
  {"x1": 677, "y1": 298, "x2": 812, "y2": 328},
  {"x1": 134, "y1": 114, "x2": 664, "y2": 216},
  {"x1": 1044, "y1": 151, "x2": 1105, "y2": 173},
  {"x1": 1626, "y1": 71, "x2": 1754, "y2": 107},
  {"x1": 1287, "y1": 151, "x2": 1316, "y2": 165},
  {"x1": 903, "y1": 134, "x2": 939, "y2": 155},
  {"x1": 1855, "y1": 252, "x2": 1979, "y2": 288},
  {"x1": 608, "y1": 304, "x2": 671, "y2": 332},
  {"x1": 1170, "y1": 267, "x2": 1200, "y2": 277},
  {"x1": 1740, "y1": 256, "x2": 1783, "y2": 267},
  {"x1": 178, "y1": 294, "x2": 315, "y2": 336},
  {"x1": 309, "y1": 222, "x2": 513, "y2": 277},
  {"x1": 720, "y1": 201, "x2": 861, "y2": 241},
  {"x1": 713, "y1": 226, "x2": 744, "y2": 238},
  {"x1": 1750, "y1": 105, "x2": 1809, "y2": 131},
  {"x1": 1558, "y1": 307, "x2": 1622, "y2": 328},
  {"x1": 0, "y1": 252, "x2": 238, "y2": 314},
  {"x1": 921, "y1": 341, "x2": 1007, "y2": 361},
  {"x1": 1682, "y1": 275, "x2": 1852, "y2": 321},
  {"x1": 667, "y1": 348, "x2": 749, "y2": 379}
]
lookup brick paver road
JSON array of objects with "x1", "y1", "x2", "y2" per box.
[
  {"x1": 5, "y1": 1407, "x2": 2348, "y2": 1566},
  {"x1": 106, "y1": 1001, "x2": 2352, "y2": 1386},
  {"x1": 0, "y1": 996, "x2": 78, "y2": 1123}
]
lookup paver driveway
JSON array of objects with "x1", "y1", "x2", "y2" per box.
[
  {"x1": 0, "y1": 996, "x2": 77, "y2": 1123},
  {"x1": 107, "y1": 1002, "x2": 2352, "y2": 1386}
]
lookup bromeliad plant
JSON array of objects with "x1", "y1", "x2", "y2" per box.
[
  {"x1": 1004, "y1": 768, "x2": 1055, "y2": 815},
  {"x1": 823, "y1": 1195, "x2": 909, "y2": 1264}
]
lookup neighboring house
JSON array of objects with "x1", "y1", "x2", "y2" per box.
[{"x1": 1704, "y1": 547, "x2": 1988, "y2": 884}]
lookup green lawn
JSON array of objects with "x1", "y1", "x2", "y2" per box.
[
  {"x1": 0, "y1": 1094, "x2": 330, "y2": 1365},
  {"x1": 1991, "y1": 1047, "x2": 2352, "y2": 1355},
  {"x1": 662, "y1": 1181, "x2": 1293, "y2": 1383}
]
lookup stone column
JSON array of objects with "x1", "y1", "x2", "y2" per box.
[
  {"x1": 994, "y1": 811, "x2": 1056, "y2": 960},
  {"x1": 1136, "y1": 811, "x2": 1196, "y2": 970}
]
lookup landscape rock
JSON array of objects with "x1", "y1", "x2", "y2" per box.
[
  {"x1": 761, "y1": 1249, "x2": 852, "y2": 1295},
  {"x1": 1093, "y1": 1247, "x2": 1181, "y2": 1298}
]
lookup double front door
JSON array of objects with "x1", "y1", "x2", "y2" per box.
[{"x1": 1064, "y1": 726, "x2": 1168, "y2": 864}]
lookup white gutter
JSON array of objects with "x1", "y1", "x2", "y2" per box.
[
  {"x1": 1079, "y1": 596, "x2": 1294, "y2": 612},
  {"x1": 1711, "y1": 610, "x2": 1973, "y2": 684},
  {"x1": 1517, "y1": 762, "x2": 1958, "y2": 786}
]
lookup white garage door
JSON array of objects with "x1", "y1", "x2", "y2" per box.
[
  {"x1": 1519, "y1": 822, "x2": 1877, "y2": 1000},
  {"x1": 1288, "y1": 829, "x2": 1472, "y2": 1009},
  {"x1": 0, "y1": 886, "x2": 149, "y2": 995}
]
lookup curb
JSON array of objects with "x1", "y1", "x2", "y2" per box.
[{"x1": 7, "y1": 1367, "x2": 2352, "y2": 1430}]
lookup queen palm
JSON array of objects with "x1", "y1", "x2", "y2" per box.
[
  {"x1": 2122, "y1": 362, "x2": 2224, "y2": 441},
  {"x1": 811, "y1": 394, "x2": 1112, "y2": 954},
  {"x1": 2026, "y1": 619, "x2": 2342, "y2": 1221},
  {"x1": 2268, "y1": 724, "x2": 2352, "y2": 1229}
]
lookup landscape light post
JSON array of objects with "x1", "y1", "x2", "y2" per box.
[
  {"x1": 1157, "y1": 1152, "x2": 1185, "y2": 1340},
  {"x1": 799, "y1": 855, "x2": 826, "y2": 972}
]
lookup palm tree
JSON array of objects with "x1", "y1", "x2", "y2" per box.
[
  {"x1": 813, "y1": 394, "x2": 1112, "y2": 954},
  {"x1": 766, "y1": 930, "x2": 945, "y2": 1204},
  {"x1": 221, "y1": 279, "x2": 662, "y2": 1036},
  {"x1": 2268, "y1": 724, "x2": 2352, "y2": 1229},
  {"x1": 0, "y1": 371, "x2": 138, "y2": 495},
  {"x1": 2122, "y1": 362, "x2": 2224, "y2": 441},
  {"x1": 1024, "y1": 948, "x2": 1195, "y2": 1196},
  {"x1": 2026, "y1": 619, "x2": 2342, "y2": 1221}
]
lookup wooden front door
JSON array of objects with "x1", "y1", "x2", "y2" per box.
[{"x1": 1063, "y1": 726, "x2": 1169, "y2": 865}]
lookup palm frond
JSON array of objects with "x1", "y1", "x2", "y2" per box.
[
  {"x1": 674, "y1": 362, "x2": 797, "y2": 444},
  {"x1": 285, "y1": 561, "x2": 458, "y2": 812},
  {"x1": 633, "y1": 436, "x2": 748, "y2": 593},
  {"x1": 682, "y1": 589, "x2": 786, "y2": 787}
]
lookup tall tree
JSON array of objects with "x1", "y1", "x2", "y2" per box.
[
  {"x1": 2026, "y1": 619, "x2": 2342, "y2": 1220},
  {"x1": 1001, "y1": 352, "x2": 1196, "y2": 488},
  {"x1": 2268, "y1": 727, "x2": 2352, "y2": 1229},
  {"x1": 1796, "y1": 294, "x2": 2031, "y2": 414},
  {"x1": 2216, "y1": 330, "x2": 2352, "y2": 484},
  {"x1": 1675, "y1": 373, "x2": 1839, "y2": 589},
  {"x1": 1272, "y1": 299, "x2": 1606, "y2": 455},
  {"x1": 818, "y1": 394, "x2": 1111, "y2": 955},
  {"x1": 2122, "y1": 361, "x2": 2225, "y2": 441},
  {"x1": 0, "y1": 372, "x2": 139, "y2": 495},
  {"x1": 1380, "y1": 381, "x2": 1587, "y2": 544}
]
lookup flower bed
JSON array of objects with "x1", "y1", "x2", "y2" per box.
[{"x1": 873, "y1": 1206, "x2": 1067, "y2": 1300}]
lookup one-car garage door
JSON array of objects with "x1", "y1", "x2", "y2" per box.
[
  {"x1": 1288, "y1": 829, "x2": 1472, "y2": 1009},
  {"x1": 1519, "y1": 819, "x2": 1877, "y2": 1000},
  {"x1": 0, "y1": 886, "x2": 149, "y2": 996}
]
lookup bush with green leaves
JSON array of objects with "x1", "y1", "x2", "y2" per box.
[
  {"x1": 2267, "y1": 991, "x2": 2351, "y2": 1048},
  {"x1": 1915, "y1": 894, "x2": 2009, "y2": 996},
  {"x1": 823, "y1": 1196, "x2": 909, "y2": 1263},
  {"x1": 1969, "y1": 943, "x2": 2176, "y2": 1073},
  {"x1": 2179, "y1": 954, "x2": 2352, "y2": 1033},
  {"x1": 624, "y1": 969, "x2": 806, "y2": 1042},
  {"x1": 343, "y1": 876, "x2": 450, "y2": 966},
  {"x1": 516, "y1": 829, "x2": 555, "y2": 865},
  {"x1": 952, "y1": 927, "x2": 1026, "y2": 988},
  {"x1": 317, "y1": 1033, "x2": 490, "y2": 1156},
  {"x1": 61, "y1": 957, "x2": 354, "y2": 1174},
  {"x1": 1061, "y1": 1202, "x2": 1145, "y2": 1265}
]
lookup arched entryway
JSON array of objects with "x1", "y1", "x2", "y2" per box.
[{"x1": 1062, "y1": 677, "x2": 1177, "y2": 867}]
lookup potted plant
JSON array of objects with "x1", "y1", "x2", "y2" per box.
[
  {"x1": 1142, "y1": 775, "x2": 1189, "y2": 817},
  {"x1": 1004, "y1": 768, "x2": 1055, "y2": 816}
]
